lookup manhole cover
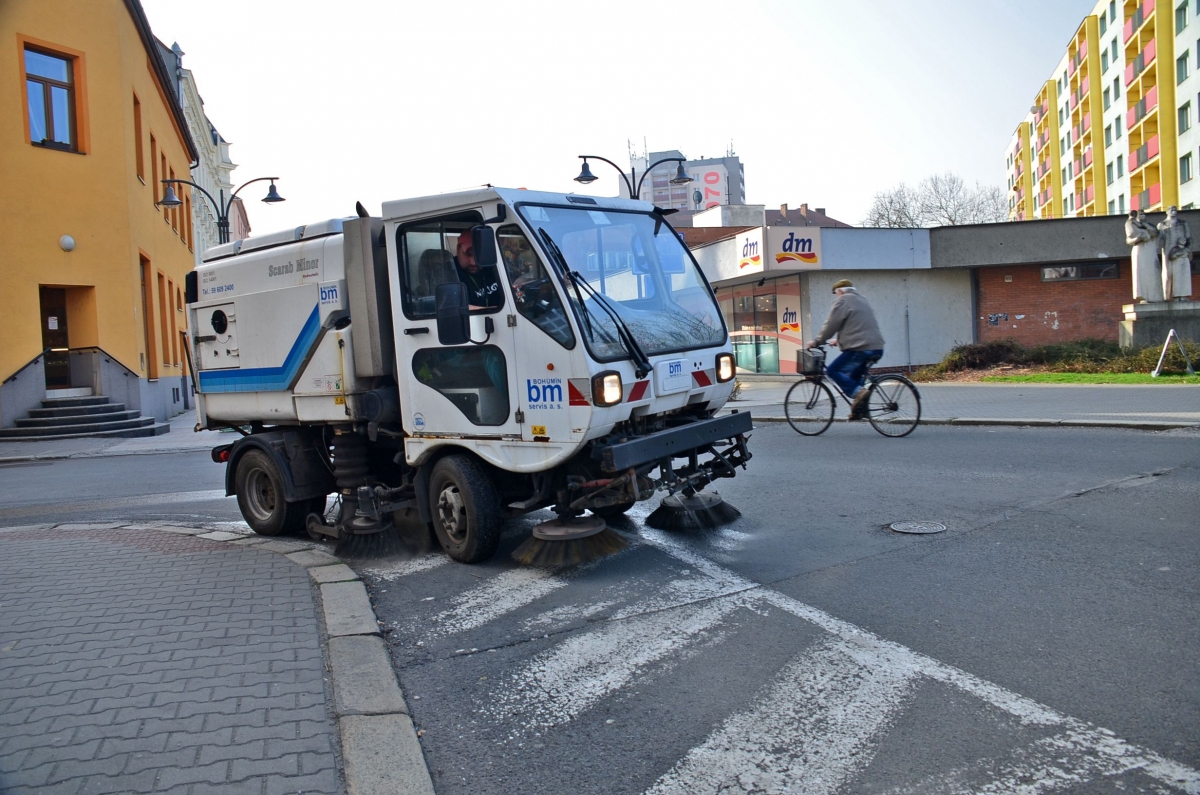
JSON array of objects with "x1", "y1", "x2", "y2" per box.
[{"x1": 889, "y1": 521, "x2": 946, "y2": 535}]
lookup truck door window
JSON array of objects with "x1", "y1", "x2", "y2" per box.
[
  {"x1": 412, "y1": 346, "x2": 510, "y2": 426},
  {"x1": 397, "y1": 214, "x2": 503, "y2": 318},
  {"x1": 497, "y1": 225, "x2": 575, "y2": 349}
]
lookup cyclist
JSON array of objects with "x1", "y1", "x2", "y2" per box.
[{"x1": 806, "y1": 279, "x2": 885, "y2": 420}]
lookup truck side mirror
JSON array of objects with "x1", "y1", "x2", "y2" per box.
[
  {"x1": 472, "y1": 225, "x2": 498, "y2": 268},
  {"x1": 435, "y1": 282, "x2": 470, "y2": 346}
]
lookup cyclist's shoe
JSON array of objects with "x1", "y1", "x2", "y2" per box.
[{"x1": 848, "y1": 389, "x2": 869, "y2": 420}]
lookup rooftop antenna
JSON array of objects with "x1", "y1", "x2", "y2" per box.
[{"x1": 727, "y1": 139, "x2": 735, "y2": 157}]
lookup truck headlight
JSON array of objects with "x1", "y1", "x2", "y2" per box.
[
  {"x1": 716, "y1": 353, "x2": 735, "y2": 383},
  {"x1": 592, "y1": 371, "x2": 622, "y2": 407}
]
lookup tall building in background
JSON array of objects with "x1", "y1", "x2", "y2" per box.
[
  {"x1": 156, "y1": 40, "x2": 246, "y2": 263},
  {"x1": 1008, "y1": 0, "x2": 1200, "y2": 219},
  {"x1": 619, "y1": 148, "x2": 746, "y2": 210}
]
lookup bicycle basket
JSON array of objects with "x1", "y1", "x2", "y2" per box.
[{"x1": 798, "y1": 348, "x2": 825, "y2": 376}]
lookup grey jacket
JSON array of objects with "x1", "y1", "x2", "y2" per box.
[{"x1": 813, "y1": 290, "x2": 885, "y2": 351}]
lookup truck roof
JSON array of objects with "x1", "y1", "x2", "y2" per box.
[{"x1": 202, "y1": 188, "x2": 656, "y2": 262}]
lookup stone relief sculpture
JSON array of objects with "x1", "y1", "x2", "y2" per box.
[
  {"x1": 1126, "y1": 210, "x2": 1163, "y2": 303},
  {"x1": 1157, "y1": 206, "x2": 1194, "y2": 301}
]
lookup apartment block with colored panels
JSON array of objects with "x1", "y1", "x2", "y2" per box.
[
  {"x1": 1067, "y1": 16, "x2": 1109, "y2": 216},
  {"x1": 0, "y1": 0, "x2": 200, "y2": 434},
  {"x1": 1007, "y1": 0, "x2": 1200, "y2": 220},
  {"x1": 1032, "y1": 73, "x2": 1066, "y2": 219},
  {"x1": 1005, "y1": 122, "x2": 1034, "y2": 220}
]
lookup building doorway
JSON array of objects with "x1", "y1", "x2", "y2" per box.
[{"x1": 39, "y1": 286, "x2": 70, "y2": 388}]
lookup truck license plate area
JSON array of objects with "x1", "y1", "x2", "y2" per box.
[{"x1": 656, "y1": 358, "x2": 690, "y2": 395}]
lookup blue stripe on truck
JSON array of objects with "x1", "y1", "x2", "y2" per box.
[{"x1": 197, "y1": 305, "x2": 321, "y2": 394}]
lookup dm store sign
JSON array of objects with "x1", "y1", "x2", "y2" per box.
[
  {"x1": 768, "y1": 228, "x2": 821, "y2": 269},
  {"x1": 734, "y1": 229, "x2": 764, "y2": 275}
]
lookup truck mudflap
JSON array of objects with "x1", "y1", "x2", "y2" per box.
[{"x1": 596, "y1": 411, "x2": 753, "y2": 474}]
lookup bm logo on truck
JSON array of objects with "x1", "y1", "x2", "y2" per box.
[
  {"x1": 320, "y1": 284, "x2": 339, "y2": 303},
  {"x1": 526, "y1": 378, "x2": 563, "y2": 409}
]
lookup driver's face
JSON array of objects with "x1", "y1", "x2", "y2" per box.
[{"x1": 457, "y1": 234, "x2": 477, "y2": 273}]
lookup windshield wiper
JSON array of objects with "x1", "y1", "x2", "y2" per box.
[
  {"x1": 538, "y1": 227, "x2": 595, "y2": 342},
  {"x1": 567, "y1": 269, "x2": 653, "y2": 379}
]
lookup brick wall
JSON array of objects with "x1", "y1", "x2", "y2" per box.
[{"x1": 976, "y1": 262, "x2": 1130, "y2": 345}]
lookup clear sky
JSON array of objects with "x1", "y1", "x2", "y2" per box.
[{"x1": 140, "y1": 0, "x2": 1095, "y2": 232}]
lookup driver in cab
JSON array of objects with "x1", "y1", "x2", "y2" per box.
[{"x1": 455, "y1": 229, "x2": 504, "y2": 310}]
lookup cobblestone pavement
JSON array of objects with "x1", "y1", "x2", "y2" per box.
[{"x1": 0, "y1": 525, "x2": 344, "y2": 795}]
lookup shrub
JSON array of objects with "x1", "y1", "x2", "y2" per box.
[{"x1": 917, "y1": 337, "x2": 1200, "y2": 378}]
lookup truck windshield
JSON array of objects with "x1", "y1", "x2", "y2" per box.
[{"x1": 518, "y1": 204, "x2": 726, "y2": 361}]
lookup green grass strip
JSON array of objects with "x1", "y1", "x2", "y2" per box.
[{"x1": 982, "y1": 373, "x2": 1200, "y2": 384}]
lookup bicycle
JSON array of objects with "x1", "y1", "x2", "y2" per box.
[{"x1": 784, "y1": 345, "x2": 921, "y2": 437}]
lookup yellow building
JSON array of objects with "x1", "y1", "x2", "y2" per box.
[
  {"x1": 0, "y1": 0, "x2": 199, "y2": 432},
  {"x1": 1007, "y1": 0, "x2": 1200, "y2": 219}
]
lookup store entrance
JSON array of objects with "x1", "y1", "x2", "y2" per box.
[{"x1": 39, "y1": 286, "x2": 70, "y2": 388}]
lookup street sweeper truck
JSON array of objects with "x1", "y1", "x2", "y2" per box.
[{"x1": 186, "y1": 187, "x2": 752, "y2": 563}]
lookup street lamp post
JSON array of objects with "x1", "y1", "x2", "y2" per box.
[
  {"x1": 574, "y1": 154, "x2": 692, "y2": 201},
  {"x1": 159, "y1": 177, "x2": 285, "y2": 244}
]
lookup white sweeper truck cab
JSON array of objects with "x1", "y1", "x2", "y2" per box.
[{"x1": 185, "y1": 187, "x2": 752, "y2": 563}]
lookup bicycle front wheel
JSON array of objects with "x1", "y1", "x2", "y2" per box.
[
  {"x1": 785, "y1": 378, "x2": 835, "y2": 436},
  {"x1": 866, "y1": 375, "x2": 921, "y2": 437}
]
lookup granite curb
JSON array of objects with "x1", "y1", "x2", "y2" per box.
[{"x1": 0, "y1": 520, "x2": 436, "y2": 795}]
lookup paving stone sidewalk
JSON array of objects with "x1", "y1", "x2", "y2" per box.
[
  {"x1": 0, "y1": 525, "x2": 343, "y2": 795},
  {"x1": 724, "y1": 379, "x2": 1200, "y2": 427}
]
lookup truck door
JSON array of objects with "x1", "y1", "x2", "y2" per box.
[
  {"x1": 391, "y1": 214, "x2": 522, "y2": 439},
  {"x1": 494, "y1": 224, "x2": 582, "y2": 445}
]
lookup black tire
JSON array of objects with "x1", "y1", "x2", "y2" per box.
[
  {"x1": 591, "y1": 502, "x2": 633, "y2": 519},
  {"x1": 234, "y1": 449, "x2": 309, "y2": 536},
  {"x1": 785, "y1": 378, "x2": 835, "y2": 436},
  {"x1": 866, "y1": 375, "x2": 921, "y2": 438},
  {"x1": 428, "y1": 454, "x2": 502, "y2": 563}
]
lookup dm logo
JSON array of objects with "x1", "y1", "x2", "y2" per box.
[
  {"x1": 780, "y1": 307, "x2": 799, "y2": 333},
  {"x1": 738, "y1": 238, "x2": 762, "y2": 269},
  {"x1": 775, "y1": 232, "x2": 818, "y2": 265}
]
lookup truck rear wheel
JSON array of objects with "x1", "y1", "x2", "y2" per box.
[
  {"x1": 428, "y1": 455, "x2": 501, "y2": 563},
  {"x1": 235, "y1": 449, "x2": 308, "y2": 536}
]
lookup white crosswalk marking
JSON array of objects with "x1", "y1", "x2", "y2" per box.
[
  {"x1": 646, "y1": 636, "x2": 919, "y2": 795},
  {"x1": 634, "y1": 528, "x2": 1200, "y2": 794},
  {"x1": 429, "y1": 567, "x2": 568, "y2": 636},
  {"x1": 375, "y1": 518, "x2": 1200, "y2": 793},
  {"x1": 485, "y1": 591, "x2": 750, "y2": 730},
  {"x1": 880, "y1": 725, "x2": 1198, "y2": 794},
  {"x1": 362, "y1": 552, "x2": 448, "y2": 581}
]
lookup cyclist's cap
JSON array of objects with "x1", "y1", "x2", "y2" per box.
[{"x1": 831, "y1": 279, "x2": 853, "y2": 293}]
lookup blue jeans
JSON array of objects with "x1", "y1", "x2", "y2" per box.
[{"x1": 826, "y1": 349, "x2": 883, "y2": 398}]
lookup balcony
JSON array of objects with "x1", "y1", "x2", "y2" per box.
[
  {"x1": 1124, "y1": 0, "x2": 1155, "y2": 44},
  {"x1": 1084, "y1": 147, "x2": 1094, "y2": 168},
  {"x1": 1126, "y1": 39, "x2": 1157, "y2": 86},
  {"x1": 1131, "y1": 182, "x2": 1162, "y2": 210},
  {"x1": 1130, "y1": 134, "x2": 1161, "y2": 170},
  {"x1": 1126, "y1": 84, "x2": 1159, "y2": 129},
  {"x1": 1085, "y1": 184, "x2": 1095, "y2": 204}
]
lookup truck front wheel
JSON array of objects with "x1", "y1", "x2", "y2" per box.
[
  {"x1": 235, "y1": 449, "x2": 308, "y2": 536},
  {"x1": 428, "y1": 455, "x2": 501, "y2": 563}
]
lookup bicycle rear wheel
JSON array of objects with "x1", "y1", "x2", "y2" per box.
[
  {"x1": 785, "y1": 378, "x2": 835, "y2": 436},
  {"x1": 866, "y1": 375, "x2": 921, "y2": 437}
]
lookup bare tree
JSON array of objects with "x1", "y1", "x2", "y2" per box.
[{"x1": 863, "y1": 173, "x2": 1008, "y2": 227}]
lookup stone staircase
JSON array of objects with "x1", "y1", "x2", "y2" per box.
[{"x1": 0, "y1": 388, "x2": 170, "y2": 440}]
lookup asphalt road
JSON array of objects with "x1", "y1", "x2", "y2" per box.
[{"x1": 1, "y1": 425, "x2": 1197, "y2": 794}]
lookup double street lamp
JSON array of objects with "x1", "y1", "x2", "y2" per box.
[
  {"x1": 159, "y1": 177, "x2": 285, "y2": 244},
  {"x1": 574, "y1": 154, "x2": 692, "y2": 200}
]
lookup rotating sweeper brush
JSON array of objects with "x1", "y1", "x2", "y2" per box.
[
  {"x1": 645, "y1": 489, "x2": 741, "y2": 531},
  {"x1": 511, "y1": 514, "x2": 627, "y2": 566}
]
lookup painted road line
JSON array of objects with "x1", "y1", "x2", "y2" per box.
[
  {"x1": 427, "y1": 567, "x2": 569, "y2": 637},
  {"x1": 361, "y1": 553, "x2": 449, "y2": 581},
  {"x1": 646, "y1": 636, "x2": 919, "y2": 795},
  {"x1": 636, "y1": 527, "x2": 1200, "y2": 794},
  {"x1": 486, "y1": 591, "x2": 750, "y2": 731}
]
